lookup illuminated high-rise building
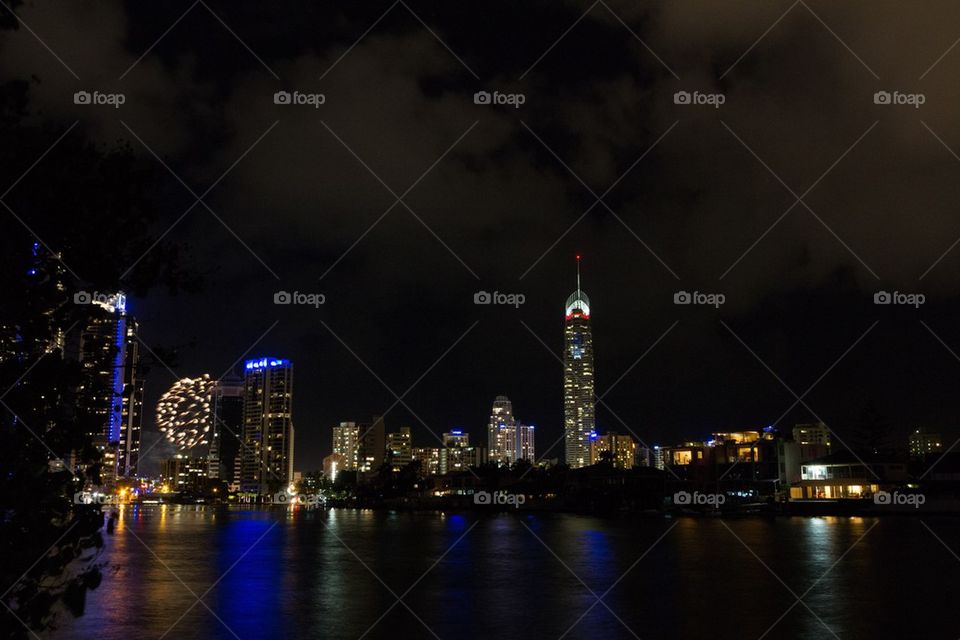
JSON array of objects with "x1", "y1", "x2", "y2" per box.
[
  {"x1": 332, "y1": 422, "x2": 360, "y2": 470},
  {"x1": 564, "y1": 256, "x2": 595, "y2": 468},
  {"x1": 444, "y1": 429, "x2": 469, "y2": 449},
  {"x1": 357, "y1": 415, "x2": 386, "y2": 473},
  {"x1": 412, "y1": 447, "x2": 441, "y2": 476},
  {"x1": 210, "y1": 376, "x2": 244, "y2": 484},
  {"x1": 488, "y1": 396, "x2": 516, "y2": 466},
  {"x1": 238, "y1": 358, "x2": 294, "y2": 495},
  {"x1": 440, "y1": 429, "x2": 486, "y2": 473},
  {"x1": 75, "y1": 293, "x2": 143, "y2": 483},
  {"x1": 487, "y1": 398, "x2": 535, "y2": 466},
  {"x1": 590, "y1": 431, "x2": 638, "y2": 469},
  {"x1": 517, "y1": 423, "x2": 535, "y2": 463},
  {"x1": 386, "y1": 426, "x2": 413, "y2": 471}
]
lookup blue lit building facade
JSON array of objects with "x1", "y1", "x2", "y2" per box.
[
  {"x1": 239, "y1": 358, "x2": 295, "y2": 495},
  {"x1": 76, "y1": 293, "x2": 142, "y2": 484}
]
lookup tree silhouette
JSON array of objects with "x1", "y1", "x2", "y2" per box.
[{"x1": 0, "y1": 20, "x2": 198, "y2": 634}]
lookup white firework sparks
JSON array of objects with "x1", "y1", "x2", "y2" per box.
[{"x1": 156, "y1": 374, "x2": 215, "y2": 451}]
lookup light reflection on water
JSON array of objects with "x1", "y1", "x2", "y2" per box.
[{"x1": 51, "y1": 507, "x2": 960, "y2": 640}]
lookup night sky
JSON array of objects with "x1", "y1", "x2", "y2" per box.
[{"x1": 4, "y1": 1, "x2": 960, "y2": 472}]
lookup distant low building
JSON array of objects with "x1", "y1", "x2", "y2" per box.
[
  {"x1": 909, "y1": 428, "x2": 942, "y2": 459},
  {"x1": 793, "y1": 422, "x2": 831, "y2": 447},
  {"x1": 160, "y1": 454, "x2": 208, "y2": 492}
]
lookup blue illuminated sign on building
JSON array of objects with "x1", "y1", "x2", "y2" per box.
[{"x1": 245, "y1": 357, "x2": 290, "y2": 370}]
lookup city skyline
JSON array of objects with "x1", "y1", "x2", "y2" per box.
[{"x1": 8, "y1": 2, "x2": 960, "y2": 639}]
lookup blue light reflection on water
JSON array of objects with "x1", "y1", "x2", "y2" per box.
[{"x1": 56, "y1": 507, "x2": 960, "y2": 640}]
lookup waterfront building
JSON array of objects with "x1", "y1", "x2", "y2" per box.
[
  {"x1": 160, "y1": 454, "x2": 208, "y2": 492},
  {"x1": 75, "y1": 292, "x2": 142, "y2": 484},
  {"x1": 332, "y1": 422, "x2": 359, "y2": 470},
  {"x1": 238, "y1": 358, "x2": 294, "y2": 495},
  {"x1": 790, "y1": 451, "x2": 907, "y2": 500}
]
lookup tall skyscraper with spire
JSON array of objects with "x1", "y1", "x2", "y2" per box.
[{"x1": 564, "y1": 255, "x2": 595, "y2": 468}]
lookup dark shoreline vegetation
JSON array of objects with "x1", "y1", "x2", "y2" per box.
[{"x1": 134, "y1": 457, "x2": 960, "y2": 518}]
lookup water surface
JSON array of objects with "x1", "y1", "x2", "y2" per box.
[{"x1": 53, "y1": 506, "x2": 960, "y2": 639}]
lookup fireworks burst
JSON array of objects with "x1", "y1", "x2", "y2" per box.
[{"x1": 156, "y1": 374, "x2": 215, "y2": 451}]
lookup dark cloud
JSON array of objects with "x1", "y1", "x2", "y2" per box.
[{"x1": 5, "y1": 0, "x2": 960, "y2": 470}]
